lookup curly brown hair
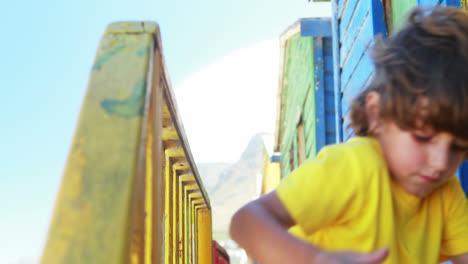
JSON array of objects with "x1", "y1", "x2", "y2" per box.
[{"x1": 349, "y1": 6, "x2": 468, "y2": 140}]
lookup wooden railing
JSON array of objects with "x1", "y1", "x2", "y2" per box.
[{"x1": 41, "y1": 22, "x2": 213, "y2": 264}]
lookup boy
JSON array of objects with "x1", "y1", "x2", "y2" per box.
[{"x1": 230, "y1": 6, "x2": 468, "y2": 264}]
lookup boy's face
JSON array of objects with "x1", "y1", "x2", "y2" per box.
[{"x1": 376, "y1": 120, "x2": 468, "y2": 197}]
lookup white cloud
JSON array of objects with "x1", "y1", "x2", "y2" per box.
[
  {"x1": 8, "y1": 256, "x2": 39, "y2": 264},
  {"x1": 175, "y1": 39, "x2": 279, "y2": 163}
]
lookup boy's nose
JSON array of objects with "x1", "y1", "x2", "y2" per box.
[{"x1": 428, "y1": 143, "x2": 450, "y2": 172}]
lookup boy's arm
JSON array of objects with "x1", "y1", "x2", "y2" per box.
[
  {"x1": 452, "y1": 252, "x2": 468, "y2": 264},
  {"x1": 229, "y1": 191, "x2": 389, "y2": 264}
]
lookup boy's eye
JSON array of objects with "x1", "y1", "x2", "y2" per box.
[
  {"x1": 412, "y1": 134, "x2": 432, "y2": 143},
  {"x1": 451, "y1": 143, "x2": 468, "y2": 153}
]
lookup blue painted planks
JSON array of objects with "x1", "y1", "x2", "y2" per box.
[
  {"x1": 342, "y1": 112, "x2": 353, "y2": 141},
  {"x1": 332, "y1": 0, "x2": 343, "y2": 143},
  {"x1": 338, "y1": 0, "x2": 349, "y2": 22},
  {"x1": 315, "y1": 37, "x2": 327, "y2": 153},
  {"x1": 442, "y1": 0, "x2": 464, "y2": 6},
  {"x1": 418, "y1": 0, "x2": 441, "y2": 5},
  {"x1": 301, "y1": 19, "x2": 332, "y2": 37},
  {"x1": 340, "y1": 0, "x2": 371, "y2": 60},
  {"x1": 339, "y1": 0, "x2": 362, "y2": 42},
  {"x1": 323, "y1": 38, "x2": 336, "y2": 147},
  {"x1": 315, "y1": 36, "x2": 336, "y2": 153},
  {"x1": 370, "y1": 0, "x2": 388, "y2": 38},
  {"x1": 335, "y1": 0, "x2": 387, "y2": 140},
  {"x1": 340, "y1": 12, "x2": 373, "y2": 87},
  {"x1": 341, "y1": 48, "x2": 373, "y2": 116},
  {"x1": 459, "y1": 161, "x2": 468, "y2": 198}
]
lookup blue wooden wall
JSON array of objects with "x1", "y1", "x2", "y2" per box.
[
  {"x1": 301, "y1": 19, "x2": 337, "y2": 153},
  {"x1": 332, "y1": 0, "x2": 387, "y2": 141},
  {"x1": 313, "y1": 37, "x2": 336, "y2": 152}
]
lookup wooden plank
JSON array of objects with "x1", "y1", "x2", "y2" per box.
[
  {"x1": 443, "y1": 0, "x2": 464, "y2": 7},
  {"x1": 341, "y1": 50, "x2": 373, "y2": 117},
  {"x1": 297, "y1": 123, "x2": 306, "y2": 164},
  {"x1": 276, "y1": 23, "x2": 301, "y2": 152},
  {"x1": 340, "y1": 0, "x2": 371, "y2": 67},
  {"x1": 172, "y1": 163, "x2": 188, "y2": 264},
  {"x1": 338, "y1": 0, "x2": 350, "y2": 19},
  {"x1": 40, "y1": 22, "x2": 156, "y2": 264},
  {"x1": 370, "y1": 0, "x2": 388, "y2": 38},
  {"x1": 160, "y1": 35, "x2": 211, "y2": 211},
  {"x1": 331, "y1": 0, "x2": 344, "y2": 143},
  {"x1": 197, "y1": 209, "x2": 212, "y2": 264},
  {"x1": 314, "y1": 37, "x2": 326, "y2": 156},
  {"x1": 384, "y1": 0, "x2": 393, "y2": 33},
  {"x1": 179, "y1": 174, "x2": 195, "y2": 264},
  {"x1": 341, "y1": 13, "x2": 373, "y2": 96},
  {"x1": 458, "y1": 162, "x2": 468, "y2": 198},
  {"x1": 172, "y1": 165, "x2": 190, "y2": 263},
  {"x1": 391, "y1": 0, "x2": 417, "y2": 32},
  {"x1": 323, "y1": 37, "x2": 336, "y2": 147},
  {"x1": 315, "y1": 38, "x2": 335, "y2": 152},
  {"x1": 303, "y1": 94, "x2": 316, "y2": 159},
  {"x1": 300, "y1": 19, "x2": 332, "y2": 37},
  {"x1": 279, "y1": 35, "x2": 315, "y2": 170},
  {"x1": 281, "y1": 151, "x2": 291, "y2": 177},
  {"x1": 188, "y1": 192, "x2": 202, "y2": 264},
  {"x1": 42, "y1": 23, "x2": 167, "y2": 264},
  {"x1": 418, "y1": 0, "x2": 440, "y2": 5},
  {"x1": 184, "y1": 183, "x2": 189, "y2": 263},
  {"x1": 342, "y1": 111, "x2": 354, "y2": 141},
  {"x1": 335, "y1": 0, "x2": 387, "y2": 141},
  {"x1": 149, "y1": 43, "x2": 165, "y2": 264},
  {"x1": 341, "y1": 0, "x2": 387, "y2": 133},
  {"x1": 339, "y1": 0, "x2": 362, "y2": 42},
  {"x1": 342, "y1": 73, "x2": 373, "y2": 139}
]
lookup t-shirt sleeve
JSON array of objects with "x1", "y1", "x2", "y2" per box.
[
  {"x1": 276, "y1": 144, "x2": 363, "y2": 234},
  {"x1": 440, "y1": 177, "x2": 468, "y2": 256}
]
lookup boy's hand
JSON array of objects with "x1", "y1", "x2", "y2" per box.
[{"x1": 313, "y1": 247, "x2": 389, "y2": 264}]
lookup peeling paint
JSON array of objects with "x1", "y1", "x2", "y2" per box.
[
  {"x1": 101, "y1": 78, "x2": 146, "y2": 119},
  {"x1": 92, "y1": 44, "x2": 126, "y2": 71}
]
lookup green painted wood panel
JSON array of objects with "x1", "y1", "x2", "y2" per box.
[
  {"x1": 303, "y1": 82, "x2": 316, "y2": 159},
  {"x1": 279, "y1": 34, "x2": 315, "y2": 177},
  {"x1": 391, "y1": 0, "x2": 417, "y2": 31}
]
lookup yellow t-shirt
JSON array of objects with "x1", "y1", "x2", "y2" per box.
[{"x1": 276, "y1": 137, "x2": 468, "y2": 263}]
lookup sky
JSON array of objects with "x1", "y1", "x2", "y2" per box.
[{"x1": 0, "y1": 1, "x2": 330, "y2": 263}]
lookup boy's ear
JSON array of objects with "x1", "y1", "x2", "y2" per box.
[{"x1": 365, "y1": 91, "x2": 382, "y2": 135}]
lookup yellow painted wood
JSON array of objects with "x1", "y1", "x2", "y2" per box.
[
  {"x1": 186, "y1": 188, "x2": 192, "y2": 264},
  {"x1": 41, "y1": 22, "x2": 160, "y2": 264},
  {"x1": 179, "y1": 175, "x2": 196, "y2": 264},
  {"x1": 41, "y1": 19, "x2": 218, "y2": 264},
  {"x1": 188, "y1": 192, "x2": 202, "y2": 264},
  {"x1": 145, "y1": 120, "x2": 154, "y2": 264},
  {"x1": 149, "y1": 46, "x2": 165, "y2": 264},
  {"x1": 172, "y1": 163, "x2": 188, "y2": 264},
  {"x1": 171, "y1": 164, "x2": 189, "y2": 264},
  {"x1": 197, "y1": 207, "x2": 212, "y2": 264},
  {"x1": 162, "y1": 127, "x2": 179, "y2": 141},
  {"x1": 164, "y1": 151, "x2": 173, "y2": 264},
  {"x1": 192, "y1": 202, "x2": 205, "y2": 263},
  {"x1": 261, "y1": 150, "x2": 281, "y2": 195},
  {"x1": 193, "y1": 206, "x2": 200, "y2": 263},
  {"x1": 164, "y1": 146, "x2": 186, "y2": 264},
  {"x1": 173, "y1": 164, "x2": 178, "y2": 264},
  {"x1": 179, "y1": 179, "x2": 185, "y2": 264}
]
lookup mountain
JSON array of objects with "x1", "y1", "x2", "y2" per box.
[{"x1": 197, "y1": 133, "x2": 265, "y2": 236}]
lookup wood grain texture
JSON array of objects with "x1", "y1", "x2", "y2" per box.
[{"x1": 41, "y1": 21, "x2": 214, "y2": 264}]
